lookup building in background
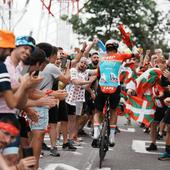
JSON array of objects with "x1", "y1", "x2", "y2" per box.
[
  {"x1": 0, "y1": 0, "x2": 82, "y2": 50},
  {"x1": 0, "y1": 0, "x2": 170, "y2": 50}
]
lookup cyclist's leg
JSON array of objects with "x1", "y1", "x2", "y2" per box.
[
  {"x1": 92, "y1": 87, "x2": 106, "y2": 147},
  {"x1": 109, "y1": 86, "x2": 121, "y2": 146},
  {"x1": 109, "y1": 109, "x2": 117, "y2": 146},
  {"x1": 93, "y1": 109, "x2": 102, "y2": 139}
]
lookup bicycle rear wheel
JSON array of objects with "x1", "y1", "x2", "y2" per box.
[{"x1": 99, "y1": 121, "x2": 109, "y2": 168}]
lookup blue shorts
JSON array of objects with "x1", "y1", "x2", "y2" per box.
[{"x1": 30, "y1": 107, "x2": 49, "y2": 130}]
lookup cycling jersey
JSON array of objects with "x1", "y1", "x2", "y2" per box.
[{"x1": 98, "y1": 53, "x2": 132, "y2": 93}]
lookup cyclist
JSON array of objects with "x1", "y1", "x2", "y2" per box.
[{"x1": 92, "y1": 39, "x2": 138, "y2": 147}]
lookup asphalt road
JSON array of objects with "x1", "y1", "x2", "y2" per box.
[{"x1": 40, "y1": 117, "x2": 169, "y2": 170}]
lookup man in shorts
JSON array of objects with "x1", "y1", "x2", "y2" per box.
[{"x1": 30, "y1": 43, "x2": 69, "y2": 169}]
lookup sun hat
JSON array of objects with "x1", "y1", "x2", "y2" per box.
[{"x1": 0, "y1": 29, "x2": 15, "y2": 48}]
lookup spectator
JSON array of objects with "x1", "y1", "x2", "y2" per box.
[
  {"x1": 0, "y1": 116, "x2": 36, "y2": 170},
  {"x1": 30, "y1": 43, "x2": 69, "y2": 168},
  {"x1": 0, "y1": 30, "x2": 42, "y2": 110},
  {"x1": 66, "y1": 57, "x2": 96, "y2": 144}
]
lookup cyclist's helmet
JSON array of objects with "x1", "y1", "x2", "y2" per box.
[
  {"x1": 16, "y1": 36, "x2": 36, "y2": 51},
  {"x1": 105, "y1": 39, "x2": 119, "y2": 51}
]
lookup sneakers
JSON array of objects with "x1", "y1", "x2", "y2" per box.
[
  {"x1": 87, "y1": 121, "x2": 92, "y2": 128},
  {"x1": 62, "y1": 142, "x2": 77, "y2": 151},
  {"x1": 158, "y1": 152, "x2": 170, "y2": 161},
  {"x1": 42, "y1": 142, "x2": 50, "y2": 151},
  {"x1": 109, "y1": 142, "x2": 115, "y2": 147},
  {"x1": 143, "y1": 127, "x2": 150, "y2": 133},
  {"x1": 157, "y1": 134, "x2": 163, "y2": 140},
  {"x1": 68, "y1": 139, "x2": 81, "y2": 146},
  {"x1": 50, "y1": 147, "x2": 60, "y2": 157},
  {"x1": 146, "y1": 143, "x2": 157, "y2": 151},
  {"x1": 56, "y1": 138, "x2": 63, "y2": 146},
  {"x1": 40, "y1": 152, "x2": 44, "y2": 158},
  {"x1": 91, "y1": 139, "x2": 99, "y2": 148},
  {"x1": 115, "y1": 126, "x2": 121, "y2": 134},
  {"x1": 78, "y1": 129, "x2": 88, "y2": 136},
  {"x1": 139, "y1": 123, "x2": 145, "y2": 128}
]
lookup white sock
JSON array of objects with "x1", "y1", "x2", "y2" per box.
[
  {"x1": 94, "y1": 125, "x2": 100, "y2": 139},
  {"x1": 109, "y1": 128, "x2": 116, "y2": 144}
]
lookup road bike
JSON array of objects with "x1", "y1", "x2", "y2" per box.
[{"x1": 99, "y1": 97, "x2": 111, "y2": 168}]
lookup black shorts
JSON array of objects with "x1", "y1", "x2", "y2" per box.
[
  {"x1": 163, "y1": 108, "x2": 170, "y2": 124},
  {"x1": 83, "y1": 91, "x2": 95, "y2": 115},
  {"x1": 94, "y1": 86, "x2": 121, "y2": 112},
  {"x1": 49, "y1": 100, "x2": 68, "y2": 123},
  {"x1": 66, "y1": 103, "x2": 76, "y2": 115},
  {"x1": 18, "y1": 116, "x2": 31, "y2": 138},
  {"x1": 154, "y1": 106, "x2": 167, "y2": 123}
]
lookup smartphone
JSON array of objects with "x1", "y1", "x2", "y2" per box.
[
  {"x1": 22, "y1": 147, "x2": 34, "y2": 168},
  {"x1": 61, "y1": 57, "x2": 67, "y2": 68},
  {"x1": 66, "y1": 59, "x2": 71, "y2": 68},
  {"x1": 22, "y1": 147, "x2": 33, "y2": 158}
]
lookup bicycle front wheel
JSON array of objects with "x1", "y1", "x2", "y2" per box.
[{"x1": 99, "y1": 120, "x2": 109, "y2": 168}]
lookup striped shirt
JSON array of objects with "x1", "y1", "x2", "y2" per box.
[
  {"x1": 0, "y1": 57, "x2": 21, "y2": 114},
  {"x1": 0, "y1": 62, "x2": 11, "y2": 92}
]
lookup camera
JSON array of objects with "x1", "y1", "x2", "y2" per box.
[{"x1": 22, "y1": 147, "x2": 33, "y2": 158}]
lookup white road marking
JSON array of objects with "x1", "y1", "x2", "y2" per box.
[
  {"x1": 95, "y1": 168, "x2": 111, "y2": 170},
  {"x1": 119, "y1": 127, "x2": 135, "y2": 132},
  {"x1": 72, "y1": 152, "x2": 82, "y2": 155},
  {"x1": 44, "y1": 163, "x2": 79, "y2": 170},
  {"x1": 82, "y1": 149, "x2": 98, "y2": 170},
  {"x1": 132, "y1": 140, "x2": 165, "y2": 154}
]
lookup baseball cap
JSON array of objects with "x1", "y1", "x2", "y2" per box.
[
  {"x1": 0, "y1": 29, "x2": 15, "y2": 48},
  {"x1": 16, "y1": 36, "x2": 36, "y2": 50}
]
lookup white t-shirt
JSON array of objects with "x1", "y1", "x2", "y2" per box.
[{"x1": 66, "y1": 68, "x2": 90, "y2": 106}]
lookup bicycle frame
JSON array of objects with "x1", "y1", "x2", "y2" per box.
[{"x1": 99, "y1": 97, "x2": 111, "y2": 168}]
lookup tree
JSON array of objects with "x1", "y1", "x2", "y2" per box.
[{"x1": 62, "y1": 0, "x2": 169, "y2": 51}]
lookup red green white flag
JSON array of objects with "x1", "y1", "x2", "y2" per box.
[{"x1": 124, "y1": 95, "x2": 156, "y2": 127}]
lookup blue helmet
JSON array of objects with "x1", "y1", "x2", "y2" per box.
[{"x1": 16, "y1": 36, "x2": 36, "y2": 51}]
